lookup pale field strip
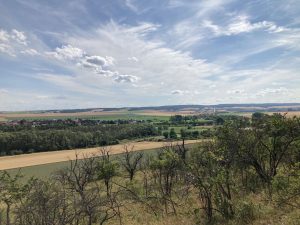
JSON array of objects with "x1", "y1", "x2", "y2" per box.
[{"x1": 0, "y1": 140, "x2": 201, "y2": 170}]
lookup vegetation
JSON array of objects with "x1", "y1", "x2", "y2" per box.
[
  {"x1": 0, "y1": 123, "x2": 158, "y2": 155},
  {"x1": 0, "y1": 113, "x2": 299, "y2": 224},
  {"x1": 0, "y1": 113, "x2": 238, "y2": 156},
  {"x1": 3, "y1": 114, "x2": 170, "y2": 122}
]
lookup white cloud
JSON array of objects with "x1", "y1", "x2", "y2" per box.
[
  {"x1": 128, "y1": 56, "x2": 139, "y2": 62},
  {"x1": 46, "y1": 44, "x2": 138, "y2": 84},
  {"x1": 256, "y1": 87, "x2": 289, "y2": 96},
  {"x1": 38, "y1": 21, "x2": 219, "y2": 96},
  {"x1": 171, "y1": 90, "x2": 185, "y2": 95},
  {"x1": 126, "y1": 22, "x2": 160, "y2": 36},
  {"x1": 36, "y1": 95, "x2": 50, "y2": 99},
  {"x1": 82, "y1": 55, "x2": 114, "y2": 69},
  {"x1": 20, "y1": 48, "x2": 39, "y2": 55},
  {"x1": 209, "y1": 84, "x2": 217, "y2": 89},
  {"x1": 0, "y1": 30, "x2": 9, "y2": 42},
  {"x1": 25, "y1": 20, "x2": 221, "y2": 104},
  {"x1": 46, "y1": 44, "x2": 85, "y2": 60},
  {"x1": 203, "y1": 15, "x2": 285, "y2": 36},
  {"x1": 11, "y1": 29, "x2": 27, "y2": 45},
  {"x1": 227, "y1": 89, "x2": 245, "y2": 94},
  {"x1": 273, "y1": 28, "x2": 300, "y2": 50},
  {"x1": 114, "y1": 74, "x2": 139, "y2": 83},
  {"x1": 0, "y1": 28, "x2": 30, "y2": 56},
  {"x1": 0, "y1": 43, "x2": 11, "y2": 55},
  {"x1": 0, "y1": 89, "x2": 9, "y2": 95},
  {"x1": 35, "y1": 95, "x2": 67, "y2": 100},
  {"x1": 47, "y1": 20, "x2": 296, "y2": 105},
  {"x1": 35, "y1": 73, "x2": 109, "y2": 96},
  {"x1": 125, "y1": 0, "x2": 138, "y2": 12},
  {"x1": 1, "y1": 1, "x2": 300, "y2": 110}
]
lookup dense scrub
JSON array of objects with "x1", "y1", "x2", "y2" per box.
[{"x1": 0, "y1": 113, "x2": 299, "y2": 225}]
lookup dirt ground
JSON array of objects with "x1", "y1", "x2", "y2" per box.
[{"x1": 0, "y1": 140, "x2": 200, "y2": 170}]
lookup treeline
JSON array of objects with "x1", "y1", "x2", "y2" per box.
[
  {"x1": 169, "y1": 114, "x2": 246, "y2": 125},
  {"x1": 0, "y1": 119, "x2": 151, "y2": 132},
  {"x1": 0, "y1": 113, "x2": 299, "y2": 224},
  {"x1": 0, "y1": 124, "x2": 158, "y2": 155}
]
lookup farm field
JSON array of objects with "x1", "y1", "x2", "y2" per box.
[
  {"x1": 0, "y1": 108, "x2": 203, "y2": 121},
  {"x1": 0, "y1": 111, "x2": 171, "y2": 121},
  {"x1": 7, "y1": 144, "x2": 202, "y2": 180},
  {"x1": 0, "y1": 140, "x2": 201, "y2": 171}
]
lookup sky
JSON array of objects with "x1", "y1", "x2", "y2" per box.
[{"x1": 0, "y1": 0, "x2": 300, "y2": 111}]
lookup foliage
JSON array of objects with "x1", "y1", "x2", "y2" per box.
[
  {"x1": 0, "y1": 124, "x2": 158, "y2": 155},
  {"x1": 0, "y1": 113, "x2": 299, "y2": 224}
]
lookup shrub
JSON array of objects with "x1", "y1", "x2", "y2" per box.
[{"x1": 235, "y1": 200, "x2": 258, "y2": 224}]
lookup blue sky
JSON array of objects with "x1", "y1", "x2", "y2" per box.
[{"x1": 0, "y1": 0, "x2": 300, "y2": 111}]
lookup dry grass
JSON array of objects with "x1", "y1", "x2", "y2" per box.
[
  {"x1": 281, "y1": 111, "x2": 300, "y2": 117},
  {"x1": 0, "y1": 140, "x2": 201, "y2": 170},
  {"x1": 106, "y1": 191, "x2": 300, "y2": 225}
]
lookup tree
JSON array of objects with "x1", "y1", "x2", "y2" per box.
[
  {"x1": 170, "y1": 115, "x2": 183, "y2": 124},
  {"x1": 0, "y1": 171, "x2": 27, "y2": 225},
  {"x1": 150, "y1": 147, "x2": 182, "y2": 214},
  {"x1": 96, "y1": 148, "x2": 119, "y2": 196},
  {"x1": 162, "y1": 131, "x2": 169, "y2": 139},
  {"x1": 55, "y1": 153, "x2": 119, "y2": 225},
  {"x1": 218, "y1": 114, "x2": 300, "y2": 185},
  {"x1": 121, "y1": 145, "x2": 143, "y2": 181},
  {"x1": 215, "y1": 117, "x2": 225, "y2": 125},
  {"x1": 189, "y1": 141, "x2": 235, "y2": 222},
  {"x1": 169, "y1": 128, "x2": 177, "y2": 139},
  {"x1": 251, "y1": 112, "x2": 266, "y2": 126},
  {"x1": 14, "y1": 179, "x2": 74, "y2": 225}
]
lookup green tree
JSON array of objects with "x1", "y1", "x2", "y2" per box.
[
  {"x1": 0, "y1": 171, "x2": 27, "y2": 225},
  {"x1": 163, "y1": 131, "x2": 169, "y2": 139},
  {"x1": 150, "y1": 148, "x2": 183, "y2": 214},
  {"x1": 121, "y1": 145, "x2": 143, "y2": 181},
  {"x1": 96, "y1": 148, "x2": 119, "y2": 196},
  {"x1": 189, "y1": 141, "x2": 235, "y2": 222},
  {"x1": 169, "y1": 128, "x2": 177, "y2": 139},
  {"x1": 218, "y1": 114, "x2": 300, "y2": 185}
]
